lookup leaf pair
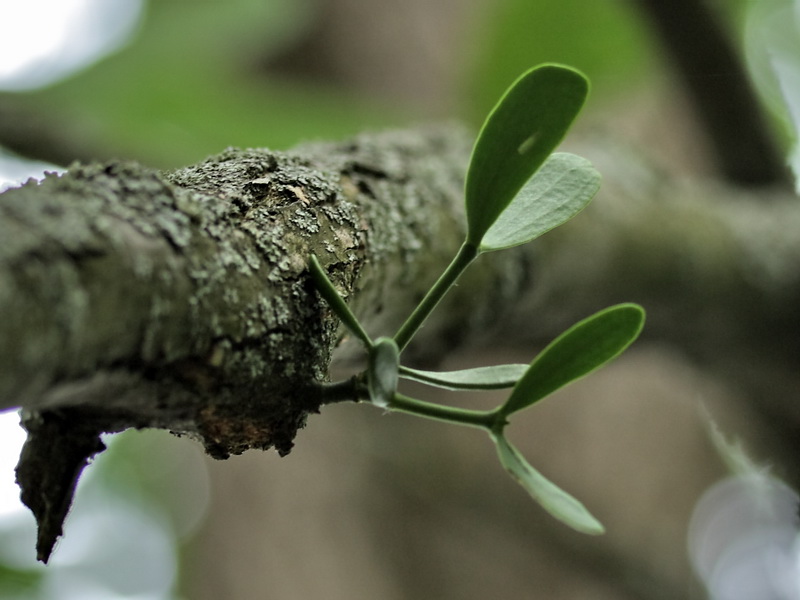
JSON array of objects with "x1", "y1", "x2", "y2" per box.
[
  {"x1": 399, "y1": 303, "x2": 645, "y2": 533},
  {"x1": 466, "y1": 64, "x2": 597, "y2": 252},
  {"x1": 496, "y1": 304, "x2": 644, "y2": 533},
  {"x1": 391, "y1": 65, "x2": 599, "y2": 353}
]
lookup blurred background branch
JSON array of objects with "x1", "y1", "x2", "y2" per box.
[{"x1": 631, "y1": 0, "x2": 790, "y2": 186}]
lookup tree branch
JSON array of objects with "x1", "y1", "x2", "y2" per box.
[
  {"x1": 2, "y1": 127, "x2": 469, "y2": 436},
  {"x1": 3, "y1": 125, "x2": 800, "y2": 561},
  {"x1": 2, "y1": 124, "x2": 529, "y2": 559}
]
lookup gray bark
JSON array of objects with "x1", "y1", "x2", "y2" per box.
[
  {"x1": 2, "y1": 124, "x2": 799, "y2": 561},
  {"x1": 2, "y1": 126, "x2": 469, "y2": 443},
  {"x1": 1, "y1": 124, "x2": 513, "y2": 559}
]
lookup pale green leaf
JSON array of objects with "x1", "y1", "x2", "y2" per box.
[
  {"x1": 493, "y1": 433, "x2": 604, "y2": 535},
  {"x1": 480, "y1": 153, "x2": 599, "y2": 252},
  {"x1": 399, "y1": 364, "x2": 527, "y2": 390}
]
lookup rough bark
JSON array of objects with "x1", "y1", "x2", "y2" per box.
[
  {"x1": 2, "y1": 124, "x2": 800, "y2": 561},
  {"x1": 0, "y1": 124, "x2": 519, "y2": 560}
]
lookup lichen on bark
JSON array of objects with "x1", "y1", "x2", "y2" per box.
[
  {"x1": 1, "y1": 124, "x2": 499, "y2": 560},
  {"x1": 4, "y1": 123, "x2": 800, "y2": 563}
]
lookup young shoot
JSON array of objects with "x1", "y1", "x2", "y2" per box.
[{"x1": 309, "y1": 63, "x2": 645, "y2": 535}]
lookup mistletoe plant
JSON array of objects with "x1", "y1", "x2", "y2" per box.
[{"x1": 310, "y1": 64, "x2": 645, "y2": 535}]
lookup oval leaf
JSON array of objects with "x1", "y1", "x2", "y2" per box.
[
  {"x1": 368, "y1": 337, "x2": 400, "y2": 408},
  {"x1": 493, "y1": 433, "x2": 604, "y2": 535},
  {"x1": 480, "y1": 153, "x2": 600, "y2": 252},
  {"x1": 399, "y1": 364, "x2": 527, "y2": 391},
  {"x1": 500, "y1": 304, "x2": 645, "y2": 416},
  {"x1": 465, "y1": 64, "x2": 589, "y2": 246}
]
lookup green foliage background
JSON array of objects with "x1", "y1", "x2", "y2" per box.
[
  {"x1": 467, "y1": 0, "x2": 651, "y2": 117},
  {"x1": 7, "y1": 0, "x2": 665, "y2": 169}
]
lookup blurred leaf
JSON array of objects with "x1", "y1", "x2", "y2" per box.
[
  {"x1": 745, "y1": 0, "x2": 800, "y2": 190},
  {"x1": 480, "y1": 152, "x2": 599, "y2": 252},
  {"x1": 704, "y1": 413, "x2": 763, "y2": 478},
  {"x1": 0, "y1": 564, "x2": 43, "y2": 595},
  {"x1": 12, "y1": 0, "x2": 402, "y2": 167},
  {"x1": 467, "y1": 0, "x2": 652, "y2": 120},
  {"x1": 399, "y1": 363, "x2": 527, "y2": 390},
  {"x1": 465, "y1": 64, "x2": 588, "y2": 246},
  {"x1": 500, "y1": 304, "x2": 645, "y2": 416},
  {"x1": 493, "y1": 433, "x2": 604, "y2": 534},
  {"x1": 368, "y1": 337, "x2": 400, "y2": 408}
]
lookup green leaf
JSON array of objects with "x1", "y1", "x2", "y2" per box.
[
  {"x1": 493, "y1": 433, "x2": 604, "y2": 535},
  {"x1": 465, "y1": 64, "x2": 589, "y2": 246},
  {"x1": 399, "y1": 364, "x2": 527, "y2": 390},
  {"x1": 500, "y1": 304, "x2": 645, "y2": 416},
  {"x1": 368, "y1": 337, "x2": 400, "y2": 408},
  {"x1": 480, "y1": 153, "x2": 600, "y2": 252},
  {"x1": 308, "y1": 254, "x2": 372, "y2": 348}
]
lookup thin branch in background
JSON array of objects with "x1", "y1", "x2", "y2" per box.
[{"x1": 631, "y1": 0, "x2": 791, "y2": 188}]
